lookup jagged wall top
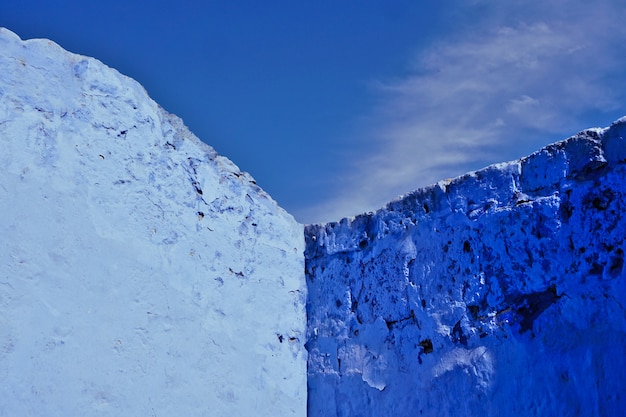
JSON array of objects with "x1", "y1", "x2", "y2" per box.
[{"x1": 306, "y1": 117, "x2": 626, "y2": 257}]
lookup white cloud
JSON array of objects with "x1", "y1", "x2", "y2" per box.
[
  {"x1": 506, "y1": 95, "x2": 538, "y2": 115},
  {"x1": 302, "y1": 0, "x2": 626, "y2": 224}
]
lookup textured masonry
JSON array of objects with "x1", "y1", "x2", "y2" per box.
[{"x1": 305, "y1": 119, "x2": 626, "y2": 416}]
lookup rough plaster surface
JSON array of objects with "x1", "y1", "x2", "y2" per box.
[
  {"x1": 306, "y1": 119, "x2": 626, "y2": 416},
  {"x1": 0, "y1": 28, "x2": 307, "y2": 416}
]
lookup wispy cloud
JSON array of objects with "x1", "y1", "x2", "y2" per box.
[{"x1": 302, "y1": 0, "x2": 626, "y2": 224}]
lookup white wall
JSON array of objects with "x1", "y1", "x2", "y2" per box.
[{"x1": 0, "y1": 28, "x2": 307, "y2": 416}]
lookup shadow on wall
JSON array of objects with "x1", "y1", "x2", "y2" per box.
[{"x1": 305, "y1": 117, "x2": 626, "y2": 417}]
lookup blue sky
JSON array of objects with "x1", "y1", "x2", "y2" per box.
[{"x1": 3, "y1": 1, "x2": 626, "y2": 224}]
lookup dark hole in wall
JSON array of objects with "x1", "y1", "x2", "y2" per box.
[
  {"x1": 467, "y1": 305, "x2": 480, "y2": 319},
  {"x1": 608, "y1": 249, "x2": 624, "y2": 279},
  {"x1": 418, "y1": 339, "x2": 433, "y2": 354},
  {"x1": 451, "y1": 320, "x2": 468, "y2": 346},
  {"x1": 506, "y1": 284, "x2": 561, "y2": 333}
]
